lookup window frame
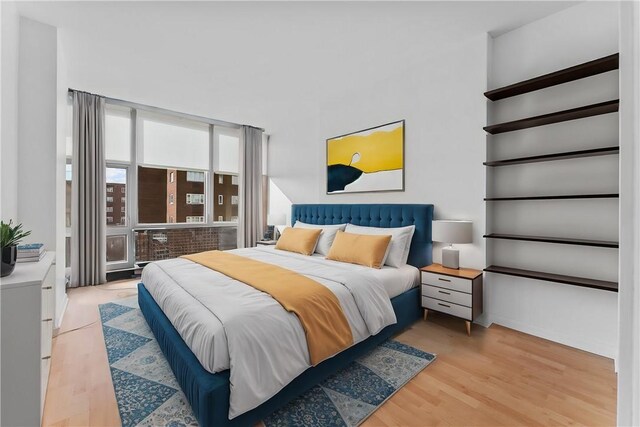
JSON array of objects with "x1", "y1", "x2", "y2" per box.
[{"x1": 105, "y1": 162, "x2": 131, "y2": 270}]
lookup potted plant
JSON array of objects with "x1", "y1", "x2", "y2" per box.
[{"x1": 1, "y1": 220, "x2": 31, "y2": 277}]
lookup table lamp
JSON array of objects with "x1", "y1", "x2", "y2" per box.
[
  {"x1": 267, "y1": 213, "x2": 287, "y2": 239},
  {"x1": 432, "y1": 220, "x2": 473, "y2": 269}
]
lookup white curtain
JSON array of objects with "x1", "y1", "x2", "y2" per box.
[
  {"x1": 70, "y1": 91, "x2": 106, "y2": 287},
  {"x1": 238, "y1": 126, "x2": 264, "y2": 248}
]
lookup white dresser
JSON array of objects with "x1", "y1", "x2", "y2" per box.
[{"x1": 1, "y1": 252, "x2": 55, "y2": 427}]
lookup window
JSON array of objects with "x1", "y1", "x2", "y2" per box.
[
  {"x1": 106, "y1": 167, "x2": 127, "y2": 226},
  {"x1": 138, "y1": 111, "x2": 209, "y2": 170},
  {"x1": 213, "y1": 126, "x2": 240, "y2": 223},
  {"x1": 214, "y1": 173, "x2": 238, "y2": 222},
  {"x1": 68, "y1": 96, "x2": 267, "y2": 274},
  {"x1": 106, "y1": 235, "x2": 127, "y2": 263},
  {"x1": 187, "y1": 171, "x2": 205, "y2": 182},
  {"x1": 65, "y1": 163, "x2": 72, "y2": 228},
  {"x1": 213, "y1": 127, "x2": 239, "y2": 173},
  {"x1": 186, "y1": 216, "x2": 205, "y2": 223},
  {"x1": 138, "y1": 166, "x2": 206, "y2": 224},
  {"x1": 105, "y1": 105, "x2": 132, "y2": 162},
  {"x1": 186, "y1": 193, "x2": 205, "y2": 205}
]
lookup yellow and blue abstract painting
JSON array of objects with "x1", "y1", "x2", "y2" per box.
[{"x1": 327, "y1": 120, "x2": 404, "y2": 194}]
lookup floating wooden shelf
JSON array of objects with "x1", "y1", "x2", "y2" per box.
[
  {"x1": 484, "y1": 53, "x2": 619, "y2": 101},
  {"x1": 483, "y1": 233, "x2": 618, "y2": 248},
  {"x1": 483, "y1": 100, "x2": 619, "y2": 135},
  {"x1": 484, "y1": 265, "x2": 618, "y2": 292},
  {"x1": 484, "y1": 193, "x2": 619, "y2": 201},
  {"x1": 483, "y1": 146, "x2": 619, "y2": 167}
]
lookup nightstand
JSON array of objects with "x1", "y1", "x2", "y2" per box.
[
  {"x1": 256, "y1": 240, "x2": 277, "y2": 246},
  {"x1": 420, "y1": 263, "x2": 483, "y2": 335}
]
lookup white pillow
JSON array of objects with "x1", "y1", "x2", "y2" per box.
[
  {"x1": 344, "y1": 224, "x2": 415, "y2": 267},
  {"x1": 293, "y1": 221, "x2": 347, "y2": 256}
]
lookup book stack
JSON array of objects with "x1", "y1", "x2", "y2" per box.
[{"x1": 17, "y1": 243, "x2": 45, "y2": 263}]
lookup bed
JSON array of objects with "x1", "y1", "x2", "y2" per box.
[{"x1": 138, "y1": 203, "x2": 433, "y2": 426}]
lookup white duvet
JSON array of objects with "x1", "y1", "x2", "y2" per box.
[{"x1": 142, "y1": 246, "x2": 399, "y2": 419}]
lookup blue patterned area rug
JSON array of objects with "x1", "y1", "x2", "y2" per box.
[{"x1": 99, "y1": 297, "x2": 436, "y2": 427}]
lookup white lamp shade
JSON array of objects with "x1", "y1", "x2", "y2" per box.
[
  {"x1": 267, "y1": 213, "x2": 286, "y2": 226},
  {"x1": 432, "y1": 220, "x2": 473, "y2": 244}
]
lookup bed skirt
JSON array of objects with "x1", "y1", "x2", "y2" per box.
[{"x1": 138, "y1": 283, "x2": 422, "y2": 427}]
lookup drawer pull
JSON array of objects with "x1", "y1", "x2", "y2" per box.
[
  {"x1": 42, "y1": 318, "x2": 53, "y2": 322},
  {"x1": 42, "y1": 356, "x2": 51, "y2": 360},
  {"x1": 438, "y1": 277, "x2": 451, "y2": 283},
  {"x1": 438, "y1": 290, "x2": 451, "y2": 295},
  {"x1": 42, "y1": 286, "x2": 53, "y2": 290},
  {"x1": 438, "y1": 303, "x2": 451, "y2": 308}
]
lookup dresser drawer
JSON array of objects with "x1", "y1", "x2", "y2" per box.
[
  {"x1": 422, "y1": 296, "x2": 472, "y2": 320},
  {"x1": 422, "y1": 285, "x2": 472, "y2": 307},
  {"x1": 421, "y1": 271, "x2": 471, "y2": 293}
]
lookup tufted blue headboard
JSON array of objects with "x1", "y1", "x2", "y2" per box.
[{"x1": 291, "y1": 204, "x2": 433, "y2": 268}]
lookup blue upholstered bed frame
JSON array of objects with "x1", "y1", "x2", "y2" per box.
[{"x1": 138, "y1": 203, "x2": 433, "y2": 426}]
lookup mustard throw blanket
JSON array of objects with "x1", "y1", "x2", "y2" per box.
[{"x1": 182, "y1": 250, "x2": 354, "y2": 365}]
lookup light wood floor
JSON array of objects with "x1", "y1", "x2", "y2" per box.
[{"x1": 43, "y1": 280, "x2": 617, "y2": 426}]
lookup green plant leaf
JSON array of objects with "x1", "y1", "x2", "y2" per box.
[{"x1": 1, "y1": 220, "x2": 32, "y2": 248}]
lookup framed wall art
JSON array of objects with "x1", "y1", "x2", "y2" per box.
[{"x1": 326, "y1": 120, "x2": 404, "y2": 194}]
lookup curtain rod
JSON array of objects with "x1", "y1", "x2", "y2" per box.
[{"x1": 67, "y1": 88, "x2": 265, "y2": 132}]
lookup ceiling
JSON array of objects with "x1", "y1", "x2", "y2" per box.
[{"x1": 14, "y1": 1, "x2": 579, "y2": 129}]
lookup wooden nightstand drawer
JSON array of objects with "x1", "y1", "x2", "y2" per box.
[
  {"x1": 422, "y1": 296, "x2": 472, "y2": 320},
  {"x1": 421, "y1": 271, "x2": 472, "y2": 293},
  {"x1": 422, "y1": 285, "x2": 472, "y2": 307}
]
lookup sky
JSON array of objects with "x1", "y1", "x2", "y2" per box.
[
  {"x1": 107, "y1": 168, "x2": 127, "y2": 184},
  {"x1": 65, "y1": 164, "x2": 127, "y2": 184}
]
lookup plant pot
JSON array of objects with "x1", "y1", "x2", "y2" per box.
[{"x1": 1, "y1": 245, "x2": 17, "y2": 277}]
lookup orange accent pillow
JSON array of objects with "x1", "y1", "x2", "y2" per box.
[
  {"x1": 326, "y1": 230, "x2": 392, "y2": 269},
  {"x1": 275, "y1": 227, "x2": 322, "y2": 256}
]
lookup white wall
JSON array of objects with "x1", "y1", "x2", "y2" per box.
[
  {"x1": 17, "y1": 17, "x2": 64, "y2": 325},
  {"x1": 486, "y1": 2, "x2": 620, "y2": 358},
  {"x1": 269, "y1": 34, "x2": 489, "y2": 270},
  {"x1": 617, "y1": 0, "x2": 640, "y2": 424},
  {"x1": 18, "y1": 18, "x2": 57, "y2": 250},
  {"x1": 1, "y1": 2, "x2": 19, "y2": 222},
  {"x1": 55, "y1": 22, "x2": 69, "y2": 326}
]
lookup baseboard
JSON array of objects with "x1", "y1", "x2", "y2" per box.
[
  {"x1": 473, "y1": 313, "x2": 492, "y2": 328},
  {"x1": 55, "y1": 293, "x2": 69, "y2": 330},
  {"x1": 482, "y1": 312, "x2": 617, "y2": 360}
]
